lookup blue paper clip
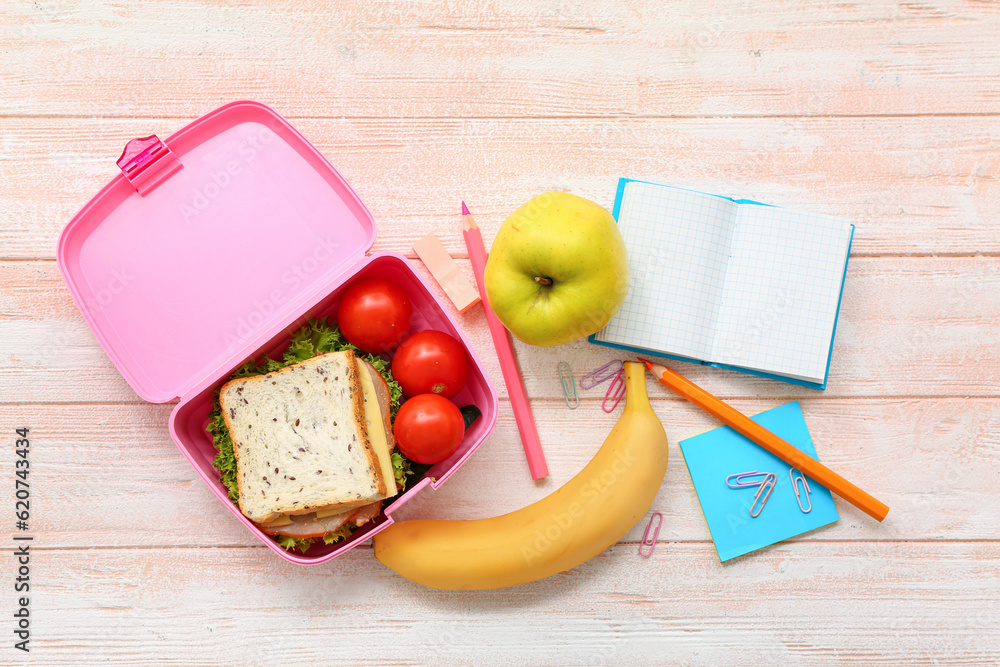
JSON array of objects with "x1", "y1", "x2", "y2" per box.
[
  {"x1": 558, "y1": 361, "x2": 579, "y2": 409},
  {"x1": 725, "y1": 470, "x2": 769, "y2": 488},
  {"x1": 749, "y1": 472, "x2": 777, "y2": 518},
  {"x1": 580, "y1": 360, "x2": 623, "y2": 389},
  {"x1": 789, "y1": 467, "x2": 812, "y2": 513}
]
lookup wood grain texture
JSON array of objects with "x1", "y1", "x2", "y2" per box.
[
  {"x1": 2, "y1": 0, "x2": 998, "y2": 662},
  {"x1": 0, "y1": 543, "x2": 997, "y2": 664},
  {"x1": 2, "y1": 116, "x2": 999, "y2": 260},
  {"x1": 5, "y1": 397, "x2": 997, "y2": 548},
  {"x1": 2, "y1": 256, "x2": 998, "y2": 403},
  {"x1": 3, "y1": 1, "x2": 1000, "y2": 118}
]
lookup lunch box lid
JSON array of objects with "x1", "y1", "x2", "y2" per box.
[{"x1": 56, "y1": 101, "x2": 376, "y2": 403}]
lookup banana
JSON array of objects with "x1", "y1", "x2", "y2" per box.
[{"x1": 373, "y1": 361, "x2": 668, "y2": 590}]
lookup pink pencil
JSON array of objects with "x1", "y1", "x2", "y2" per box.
[{"x1": 461, "y1": 202, "x2": 549, "y2": 479}]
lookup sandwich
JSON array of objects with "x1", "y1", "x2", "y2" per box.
[{"x1": 207, "y1": 319, "x2": 410, "y2": 552}]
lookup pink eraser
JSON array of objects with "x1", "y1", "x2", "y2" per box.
[{"x1": 413, "y1": 233, "x2": 481, "y2": 313}]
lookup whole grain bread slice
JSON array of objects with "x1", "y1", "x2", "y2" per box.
[{"x1": 219, "y1": 350, "x2": 388, "y2": 523}]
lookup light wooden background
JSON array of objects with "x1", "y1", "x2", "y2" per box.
[{"x1": 2, "y1": 1, "x2": 1000, "y2": 664}]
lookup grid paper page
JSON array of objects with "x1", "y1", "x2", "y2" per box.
[
  {"x1": 594, "y1": 182, "x2": 737, "y2": 361},
  {"x1": 711, "y1": 205, "x2": 853, "y2": 382}
]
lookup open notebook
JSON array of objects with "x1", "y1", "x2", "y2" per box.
[{"x1": 591, "y1": 179, "x2": 854, "y2": 389}]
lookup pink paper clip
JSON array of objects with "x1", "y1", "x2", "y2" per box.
[
  {"x1": 580, "y1": 360, "x2": 623, "y2": 389},
  {"x1": 639, "y1": 511, "x2": 663, "y2": 557},
  {"x1": 749, "y1": 472, "x2": 777, "y2": 518},
  {"x1": 790, "y1": 467, "x2": 812, "y2": 513},
  {"x1": 602, "y1": 368, "x2": 626, "y2": 412},
  {"x1": 725, "y1": 470, "x2": 770, "y2": 488}
]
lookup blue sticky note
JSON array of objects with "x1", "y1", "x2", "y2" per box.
[{"x1": 678, "y1": 401, "x2": 839, "y2": 561}]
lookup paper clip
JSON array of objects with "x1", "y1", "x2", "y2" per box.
[
  {"x1": 790, "y1": 467, "x2": 812, "y2": 513},
  {"x1": 749, "y1": 472, "x2": 777, "y2": 518},
  {"x1": 639, "y1": 511, "x2": 663, "y2": 557},
  {"x1": 725, "y1": 470, "x2": 769, "y2": 488},
  {"x1": 602, "y1": 368, "x2": 626, "y2": 413},
  {"x1": 580, "y1": 360, "x2": 623, "y2": 389},
  {"x1": 557, "y1": 361, "x2": 579, "y2": 409}
]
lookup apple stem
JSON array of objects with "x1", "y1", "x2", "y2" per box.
[{"x1": 533, "y1": 276, "x2": 553, "y2": 286}]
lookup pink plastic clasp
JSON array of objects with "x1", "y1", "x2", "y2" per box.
[{"x1": 116, "y1": 135, "x2": 183, "y2": 196}]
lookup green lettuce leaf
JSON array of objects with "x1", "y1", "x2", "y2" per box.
[
  {"x1": 391, "y1": 451, "x2": 414, "y2": 490},
  {"x1": 276, "y1": 535, "x2": 315, "y2": 552},
  {"x1": 322, "y1": 524, "x2": 355, "y2": 545}
]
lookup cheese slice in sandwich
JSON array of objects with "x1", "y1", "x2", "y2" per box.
[
  {"x1": 220, "y1": 350, "x2": 391, "y2": 524},
  {"x1": 356, "y1": 359, "x2": 396, "y2": 492}
]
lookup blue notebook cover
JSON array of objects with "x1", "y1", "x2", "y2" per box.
[
  {"x1": 678, "y1": 401, "x2": 840, "y2": 562},
  {"x1": 590, "y1": 178, "x2": 854, "y2": 390}
]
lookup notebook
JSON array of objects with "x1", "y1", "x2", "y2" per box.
[
  {"x1": 590, "y1": 179, "x2": 855, "y2": 389},
  {"x1": 678, "y1": 401, "x2": 839, "y2": 562}
]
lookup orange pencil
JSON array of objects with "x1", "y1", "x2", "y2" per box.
[{"x1": 638, "y1": 358, "x2": 889, "y2": 522}]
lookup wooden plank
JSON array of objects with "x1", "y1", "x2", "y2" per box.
[
  {"x1": 4, "y1": 542, "x2": 998, "y2": 663},
  {"x1": 3, "y1": 1, "x2": 1000, "y2": 118},
  {"x1": 5, "y1": 396, "x2": 997, "y2": 547},
  {"x1": 2, "y1": 256, "x2": 998, "y2": 403},
  {"x1": 2, "y1": 1, "x2": 996, "y2": 660},
  {"x1": 3, "y1": 116, "x2": 1000, "y2": 260}
]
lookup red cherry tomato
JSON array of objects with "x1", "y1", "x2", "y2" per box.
[
  {"x1": 337, "y1": 277, "x2": 412, "y2": 354},
  {"x1": 391, "y1": 329, "x2": 469, "y2": 398},
  {"x1": 393, "y1": 394, "x2": 465, "y2": 464}
]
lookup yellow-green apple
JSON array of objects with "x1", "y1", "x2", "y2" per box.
[{"x1": 484, "y1": 192, "x2": 629, "y2": 346}]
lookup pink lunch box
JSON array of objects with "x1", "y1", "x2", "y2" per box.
[{"x1": 56, "y1": 100, "x2": 499, "y2": 564}]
